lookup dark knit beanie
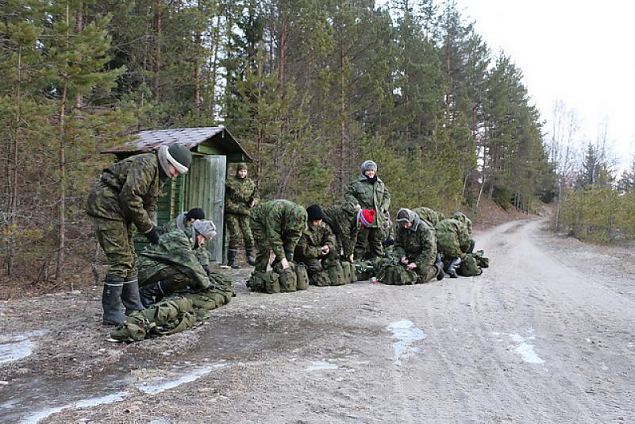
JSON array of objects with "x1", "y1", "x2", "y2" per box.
[
  {"x1": 306, "y1": 204, "x2": 324, "y2": 221},
  {"x1": 186, "y1": 208, "x2": 205, "y2": 221}
]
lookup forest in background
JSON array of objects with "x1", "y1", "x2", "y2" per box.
[{"x1": 1, "y1": 0, "x2": 633, "y2": 290}]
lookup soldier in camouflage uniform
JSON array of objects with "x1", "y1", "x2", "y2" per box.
[
  {"x1": 294, "y1": 205, "x2": 338, "y2": 281},
  {"x1": 138, "y1": 219, "x2": 217, "y2": 306},
  {"x1": 451, "y1": 211, "x2": 475, "y2": 253},
  {"x1": 413, "y1": 206, "x2": 446, "y2": 227},
  {"x1": 435, "y1": 217, "x2": 472, "y2": 278},
  {"x1": 225, "y1": 163, "x2": 259, "y2": 268},
  {"x1": 250, "y1": 199, "x2": 307, "y2": 273},
  {"x1": 394, "y1": 208, "x2": 444, "y2": 283},
  {"x1": 345, "y1": 160, "x2": 391, "y2": 260},
  {"x1": 157, "y1": 207, "x2": 210, "y2": 269},
  {"x1": 86, "y1": 143, "x2": 192, "y2": 325},
  {"x1": 322, "y1": 204, "x2": 375, "y2": 262}
]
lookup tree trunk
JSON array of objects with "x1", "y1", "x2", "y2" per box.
[
  {"x1": 7, "y1": 47, "x2": 22, "y2": 276},
  {"x1": 153, "y1": 0, "x2": 162, "y2": 100}
]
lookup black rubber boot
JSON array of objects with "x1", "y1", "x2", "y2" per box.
[
  {"x1": 246, "y1": 247, "x2": 256, "y2": 266},
  {"x1": 122, "y1": 277, "x2": 144, "y2": 315},
  {"x1": 227, "y1": 249, "x2": 239, "y2": 269},
  {"x1": 139, "y1": 281, "x2": 166, "y2": 308},
  {"x1": 435, "y1": 255, "x2": 445, "y2": 281},
  {"x1": 102, "y1": 276, "x2": 126, "y2": 325}
]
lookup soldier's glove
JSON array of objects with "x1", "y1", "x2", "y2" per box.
[{"x1": 145, "y1": 227, "x2": 160, "y2": 244}]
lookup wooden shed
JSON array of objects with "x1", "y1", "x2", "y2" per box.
[{"x1": 103, "y1": 127, "x2": 252, "y2": 263}]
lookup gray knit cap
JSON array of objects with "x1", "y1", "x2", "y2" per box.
[{"x1": 193, "y1": 219, "x2": 217, "y2": 240}]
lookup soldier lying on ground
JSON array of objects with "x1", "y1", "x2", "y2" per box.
[
  {"x1": 138, "y1": 220, "x2": 217, "y2": 306},
  {"x1": 250, "y1": 199, "x2": 307, "y2": 272},
  {"x1": 86, "y1": 143, "x2": 192, "y2": 325},
  {"x1": 394, "y1": 208, "x2": 445, "y2": 283}
]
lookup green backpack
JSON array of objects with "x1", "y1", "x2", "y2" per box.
[
  {"x1": 295, "y1": 263, "x2": 309, "y2": 290},
  {"x1": 457, "y1": 254, "x2": 482, "y2": 277},
  {"x1": 378, "y1": 263, "x2": 418, "y2": 285},
  {"x1": 341, "y1": 261, "x2": 355, "y2": 284},
  {"x1": 327, "y1": 260, "x2": 346, "y2": 286},
  {"x1": 310, "y1": 270, "x2": 331, "y2": 286},
  {"x1": 248, "y1": 270, "x2": 280, "y2": 293},
  {"x1": 278, "y1": 267, "x2": 298, "y2": 292},
  {"x1": 474, "y1": 250, "x2": 489, "y2": 268}
]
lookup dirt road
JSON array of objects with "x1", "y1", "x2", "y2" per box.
[{"x1": 1, "y1": 218, "x2": 633, "y2": 423}]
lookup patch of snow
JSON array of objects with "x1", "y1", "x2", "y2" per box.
[
  {"x1": 509, "y1": 333, "x2": 544, "y2": 364},
  {"x1": 387, "y1": 320, "x2": 426, "y2": 365},
  {"x1": 0, "y1": 339, "x2": 33, "y2": 364},
  {"x1": 20, "y1": 392, "x2": 127, "y2": 424},
  {"x1": 306, "y1": 361, "x2": 339, "y2": 371},
  {"x1": 137, "y1": 363, "x2": 228, "y2": 395}
]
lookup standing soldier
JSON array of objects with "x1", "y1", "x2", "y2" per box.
[
  {"x1": 345, "y1": 160, "x2": 391, "y2": 260},
  {"x1": 250, "y1": 199, "x2": 307, "y2": 272},
  {"x1": 225, "y1": 163, "x2": 259, "y2": 268},
  {"x1": 394, "y1": 208, "x2": 444, "y2": 282},
  {"x1": 86, "y1": 143, "x2": 192, "y2": 325},
  {"x1": 322, "y1": 203, "x2": 375, "y2": 262}
]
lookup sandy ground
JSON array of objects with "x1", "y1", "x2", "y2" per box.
[{"x1": 1, "y1": 218, "x2": 633, "y2": 423}]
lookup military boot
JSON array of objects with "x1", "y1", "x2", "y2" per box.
[
  {"x1": 122, "y1": 276, "x2": 144, "y2": 315},
  {"x1": 139, "y1": 281, "x2": 167, "y2": 308},
  {"x1": 246, "y1": 247, "x2": 256, "y2": 266},
  {"x1": 227, "y1": 249, "x2": 239, "y2": 269},
  {"x1": 435, "y1": 254, "x2": 445, "y2": 281},
  {"x1": 445, "y1": 257, "x2": 461, "y2": 278},
  {"x1": 102, "y1": 276, "x2": 126, "y2": 325}
]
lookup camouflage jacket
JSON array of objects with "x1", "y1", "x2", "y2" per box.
[
  {"x1": 413, "y1": 207, "x2": 445, "y2": 227},
  {"x1": 322, "y1": 205, "x2": 358, "y2": 259},
  {"x1": 295, "y1": 221, "x2": 336, "y2": 260},
  {"x1": 138, "y1": 228, "x2": 211, "y2": 290},
  {"x1": 395, "y1": 218, "x2": 438, "y2": 270},
  {"x1": 344, "y1": 175, "x2": 390, "y2": 228},
  {"x1": 451, "y1": 212, "x2": 473, "y2": 235},
  {"x1": 435, "y1": 218, "x2": 471, "y2": 257},
  {"x1": 251, "y1": 200, "x2": 307, "y2": 261},
  {"x1": 225, "y1": 176, "x2": 258, "y2": 216},
  {"x1": 157, "y1": 212, "x2": 210, "y2": 267},
  {"x1": 86, "y1": 152, "x2": 167, "y2": 233}
]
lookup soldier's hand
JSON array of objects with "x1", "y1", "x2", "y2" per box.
[
  {"x1": 321, "y1": 245, "x2": 330, "y2": 255},
  {"x1": 400, "y1": 257, "x2": 408, "y2": 265},
  {"x1": 280, "y1": 257, "x2": 290, "y2": 270},
  {"x1": 348, "y1": 254, "x2": 354, "y2": 262},
  {"x1": 406, "y1": 262, "x2": 417, "y2": 271},
  {"x1": 145, "y1": 227, "x2": 160, "y2": 244}
]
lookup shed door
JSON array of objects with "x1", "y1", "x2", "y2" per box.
[{"x1": 186, "y1": 155, "x2": 226, "y2": 263}]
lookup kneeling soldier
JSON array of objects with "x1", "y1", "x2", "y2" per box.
[
  {"x1": 138, "y1": 220, "x2": 217, "y2": 306},
  {"x1": 295, "y1": 204, "x2": 338, "y2": 284},
  {"x1": 394, "y1": 208, "x2": 444, "y2": 283}
]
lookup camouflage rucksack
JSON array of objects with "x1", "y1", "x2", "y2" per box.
[
  {"x1": 457, "y1": 254, "x2": 482, "y2": 277},
  {"x1": 248, "y1": 270, "x2": 280, "y2": 293},
  {"x1": 326, "y1": 260, "x2": 346, "y2": 286},
  {"x1": 473, "y1": 250, "x2": 489, "y2": 268},
  {"x1": 295, "y1": 263, "x2": 309, "y2": 290},
  {"x1": 377, "y1": 263, "x2": 418, "y2": 285},
  {"x1": 310, "y1": 270, "x2": 331, "y2": 286},
  {"x1": 341, "y1": 261, "x2": 355, "y2": 284},
  {"x1": 278, "y1": 267, "x2": 298, "y2": 292}
]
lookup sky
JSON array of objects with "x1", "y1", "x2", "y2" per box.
[{"x1": 452, "y1": 0, "x2": 635, "y2": 173}]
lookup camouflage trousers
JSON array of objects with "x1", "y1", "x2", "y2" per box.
[
  {"x1": 92, "y1": 217, "x2": 136, "y2": 279},
  {"x1": 415, "y1": 265, "x2": 438, "y2": 283},
  {"x1": 354, "y1": 227, "x2": 384, "y2": 260},
  {"x1": 295, "y1": 251, "x2": 338, "y2": 276},
  {"x1": 139, "y1": 265, "x2": 197, "y2": 294},
  {"x1": 226, "y1": 213, "x2": 254, "y2": 250},
  {"x1": 250, "y1": 218, "x2": 272, "y2": 272}
]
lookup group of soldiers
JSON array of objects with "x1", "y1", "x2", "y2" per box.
[{"x1": 86, "y1": 144, "x2": 483, "y2": 330}]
